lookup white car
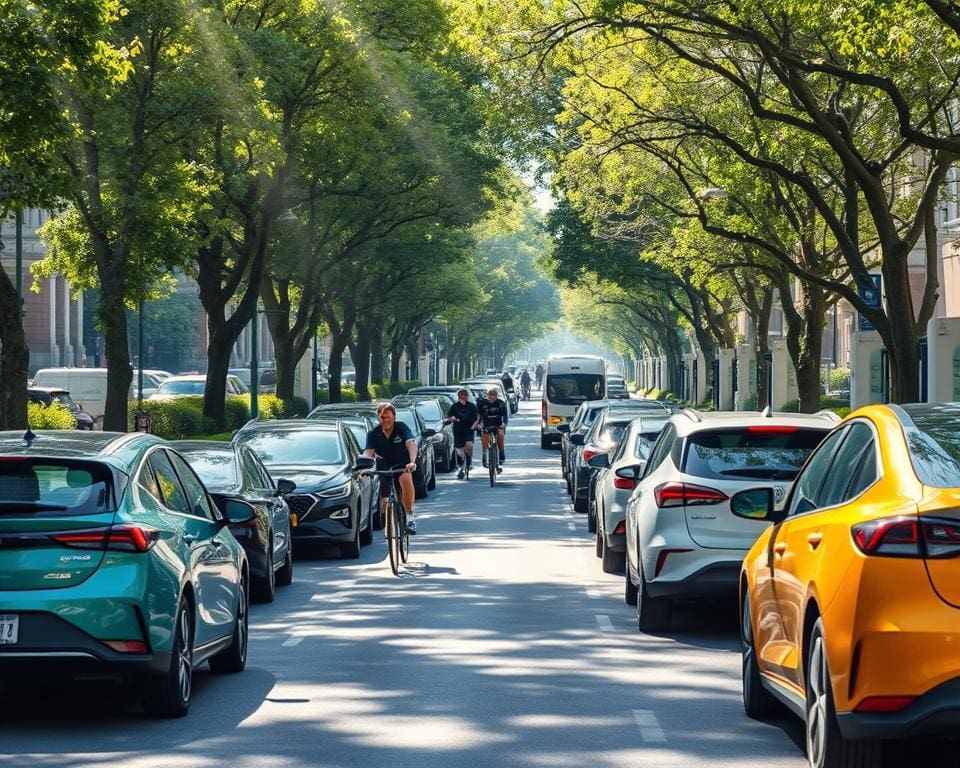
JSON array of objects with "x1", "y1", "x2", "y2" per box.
[
  {"x1": 592, "y1": 415, "x2": 670, "y2": 573},
  {"x1": 149, "y1": 373, "x2": 249, "y2": 400},
  {"x1": 624, "y1": 410, "x2": 835, "y2": 632}
]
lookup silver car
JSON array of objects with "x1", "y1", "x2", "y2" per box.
[
  {"x1": 592, "y1": 416, "x2": 669, "y2": 573},
  {"x1": 624, "y1": 410, "x2": 834, "y2": 633}
]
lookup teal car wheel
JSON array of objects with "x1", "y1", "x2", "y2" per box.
[{"x1": 142, "y1": 598, "x2": 193, "y2": 718}]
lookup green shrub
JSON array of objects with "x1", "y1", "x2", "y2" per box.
[
  {"x1": 290, "y1": 396, "x2": 309, "y2": 416},
  {"x1": 371, "y1": 384, "x2": 391, "y2": 400},
  {"x1": 388, "y1": 381, "x2": 406, "y2": 396},
  {"x1": 128, "y1": 398, "x2": 205, "y2": 439},
  {"x1": 315, "y1": 389, "x2": 330, "y2": 405},
  {"x1": 828, "y1": 367, "x2": 850, "y2": 392},
  {"x1": 28, "y1": 401, "x2": 77, "y2": 430},
  {"x1": 312, "y1": 388, "x2": 358, "y2": 405},
  {"x1": 831, "y1": 407, "x2": 851, "y2": 419},
  {"x1": 224, "y1": 396, "x2": 251, "y2": 430},
  {"x1": 820, "y1": 395, "x2": 850, "y2": 409}
]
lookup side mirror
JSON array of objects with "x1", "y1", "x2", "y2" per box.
[
  {"x1": 355, "y1": 456, "x2": 375, "y2": 471},
  {"x1": 221, "y1": 498, "x2": 257, "y2": 525},
  {"x1": 570, "y1": 434, "x2": 585, "y2": 446},
  {"x1": 422, "y1": 428, "x2": 437, "y2": 438},
  {"x1": 588, "y1": 453, "x2": 610, "y2": 468},
  {"x1": 275, "y1": 478, "x2": 296, "y2": 496},
  {"x1": 556, "y1": 424, "x2": 571, "y2": 434},
  {"x1": 730, "y1": 488, "x2": 776, "y2": 521}
]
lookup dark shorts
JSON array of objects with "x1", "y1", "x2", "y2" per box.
[
  {"x1": 379, "y1": 475, "x2": 402, "y2": 497},
  {"x1": 453, "y1": 430, "x2": 475, "y2": 449}
]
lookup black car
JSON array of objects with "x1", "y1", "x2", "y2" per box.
[
  {"x1": 176, "y1": 440, "x2": 295, "y2": 603},
  {"x1": 233, "y1": 420, "x2": 376, "y2": 558},
  {"x1": 27, "y1": 387, "x2": 94, "y2": 430},
  {"x1": 393, "y1": 396, "x2": 456, "y2": 473},
  {"x1": 306, "y1": 402, "x2": 379, "y2": 420},
  {"x1": 393, "y1": 406, "x2": 437, "y2": 498}
]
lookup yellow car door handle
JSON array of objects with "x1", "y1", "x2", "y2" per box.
[{"x1": 807, "y1": 533, "x2": 823, "y2": 549}]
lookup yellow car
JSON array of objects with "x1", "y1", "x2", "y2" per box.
[{"x1": 734, "y1": 403, "x2": 960, "y2": 768}]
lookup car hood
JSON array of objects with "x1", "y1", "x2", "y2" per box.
[{"x1": 264, "y1": 465, "x2": 345, "y2": 492}]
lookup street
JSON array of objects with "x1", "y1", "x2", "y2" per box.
[{"x1": 0, "y1": 398, "x2": 817, "y2": 768}]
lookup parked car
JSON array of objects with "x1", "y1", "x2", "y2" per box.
[
  {"x1": 462, "y1": 378, "x2": 510, "y2": 409},
  {"x1": 32, "y1": 368, "x2": 169, "y2": 424},
  {"x1": 27, "y1": 387, "x2": 94, "y2": 430},
  {"x1": 624, "y1": 410, "x2": 835, "y2": 632},
  {"x1": 572, "y1": 408, "x2": 664, "y2": 520},
  {"x1": 176, "y1": 440, "x2": 295, "y2": 603},
  {"x1": 393, "y1": 406, "x2": 438, "y2": 498},
  {"x1": 150, "y1": 373, "x2": 248, "y2": 400},
  {"x1": 233, "y1": 420, "x2": 375, "y2": 558},
  {"x1": 229, "y1": 367, "x2": 276, "y2": 394},
  {"x1": 306, "y1": 402, "x2": 379, "y2": 420},
  {"x1": 393, "y1": 395, "x2": 456, "y2": 473},
  {"x1": 591, "y1": 416, "x2": 670, "y2": 573},
  {"x1": 0, "y1": 430, "x2": 252, "y2": 716},
  {"x1": 736, "y1": 403, "x2": 960, "y2": 767},
  {"x1": 605, "y1": 373, "x2": 630, "y2": 399}
]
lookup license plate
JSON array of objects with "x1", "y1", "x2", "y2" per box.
[{"x1": 0, "y1": 614, "x2": 18, "y2": 644}]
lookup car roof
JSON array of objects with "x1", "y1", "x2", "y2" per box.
[
  {"x1": 27, "y1": 387, "x2": 69, "y2": 395},
  {"x1": 238, "y1": 419, "x2": 341, "y2": 433},
  {"x1": 172, "y1": 439, "x2": 239, "y2": 455},
  {"x1": 0, "y1": 430, "x2": 164, "y2": 469},
  {"x1": 670, "y1": 409, "x2": 837, "y2": 436}
]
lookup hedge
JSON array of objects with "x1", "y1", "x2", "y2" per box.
[
  {"x1": 28, "y1": 402, "x2": 77, "y2": 430},
  {"x1": 128, "y1": 393, "x2": 309, "y2": 439},
  {"x1": 316, "y1": 381, "x2": 424, "y2": 404}
]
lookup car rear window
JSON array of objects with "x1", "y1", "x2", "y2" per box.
[
  {"x1": 547, "y1": 374, "x2": 605, "y2": 405},
  {"x1": 682, "y1": 427, "x2": 827, "y2": 481},
  {"x1": 898, "y1": 404, "x2": 960, "y2": 487},
  {"x1": 415, "y1": 401, "x2": 444, "y2": 422},
  {"x1": 158, "y1": 380, "x2": 204, "y2": 395},
  {"x1": 0, "y1": 459, "x2": 116, "y2": 515}
]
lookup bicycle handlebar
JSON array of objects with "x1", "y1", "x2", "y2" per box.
[{"x1": 364, "y1": 465, "x2": 412, "y2": 477}]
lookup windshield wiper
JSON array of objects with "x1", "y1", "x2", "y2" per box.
[{"x1": 719, "y1": 468, "x2": 796, "y2": 480}]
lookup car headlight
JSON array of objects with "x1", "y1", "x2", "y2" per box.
[{"x1": 318, "y1": 483, "x2": 350, "y2": 499}]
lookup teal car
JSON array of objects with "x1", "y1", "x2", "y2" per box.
[{"x1": 0, "y1": 430, "x2": 252, "y2": 717}]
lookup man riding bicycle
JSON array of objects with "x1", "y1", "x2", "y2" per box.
[
  {"x1": 364, "y1": 402, "x2": 418, "y2": 534},
  {"x1": 445, "y1": 388, "x2": 479, "y2": 480},
  {"x1": 519, "y1": 369, "x2": 532, "y2": 400},
  {"x1": 477, "y1": 386, "x2": 508, "y2": 473}
]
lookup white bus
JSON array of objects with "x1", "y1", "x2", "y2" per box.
[{"x1": 540, "y1": 355, "x2": 607, "y2": 448}]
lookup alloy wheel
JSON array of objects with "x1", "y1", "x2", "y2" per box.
[
  {"x1": 806, "y1": 634, "x2": 828, "y2": 768},
  {"x1": 177, "y1": 604, "x2": 193, "y2": 705}
]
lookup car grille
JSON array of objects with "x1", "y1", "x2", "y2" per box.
[{"x1": 286, "y1": 494, "x2": 318, "y2": 521}]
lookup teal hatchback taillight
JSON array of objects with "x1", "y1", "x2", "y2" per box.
[{"x1": 50, "y1": 525, "x2": 160, "y2": 552}]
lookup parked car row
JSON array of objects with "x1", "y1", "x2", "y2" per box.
[{"x1": 556, "y1": 397, "x2": 960, "y2": 766}]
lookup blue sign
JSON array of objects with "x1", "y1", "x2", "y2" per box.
[{"x1": 859, "y1": 275, "x2": 882, "y2": 332}]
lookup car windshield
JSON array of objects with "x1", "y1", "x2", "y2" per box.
[
  {"x1": 157, "y1": 380, "x2": 205, "y2": 395},
  {"x1": 547, "y1": 374, "x2": 605, "y2": 405},
  {"x1": 237, "y1": 430, "x2": 343, "y2": 465},
  {"x1": 52, "y1": 393, "x2": 79, "y2": 411},
  {"x1": 181, "y1": 450, "x2": 238, "y2": 490},
  {"x1": 899, "y1": 405, "x2": 960, "y2": 487},
  {"x1": 414, "y1": 401, "x2": 443, "y2": 422},
  {"x1": 0, "y1": 459, "x2": 115, "y2": 515},
  {"x1": 395, "y1": 410, "x2": 421, "y2": 436},
  {"x1": 683, "y1": 427, "x2": 827, "y2": 481}
]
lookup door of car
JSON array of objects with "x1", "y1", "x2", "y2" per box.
[
  {"x1": 240, "y1": 447, "x2": 287, "y2": 561},
  {"x1": 766, "y1": 424, "x2": 878, "y2": 688}
]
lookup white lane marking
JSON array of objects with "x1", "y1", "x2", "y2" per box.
[
  {"x1": 281, "y1": 635, "x2": 304, "y2": 647},
  {"x1": 567, "y1": 522, "x2": 576, "y2": 530},
  {"x1": 595, "y1": 614, "x2": 614, "y2": 630},
  {"x1": 587, "y1": 589, "x2": 601, "y2": 598},
  {"x1": 633, "y1": 709, "x2": 667, "y2": 743}
]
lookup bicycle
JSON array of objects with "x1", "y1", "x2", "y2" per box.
[
  {"x1": 481, "y1": 426, "x2": 502, "y2": 486},
  {"x1": 520, "y1": 380, "x2": 531, "y2": 400},
  {"x1": 356, "y1": 461, "x2": 409, "y2": 576}
]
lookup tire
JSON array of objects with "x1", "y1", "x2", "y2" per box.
[
  {"x1": 141, "y1": 598, "x2": 193, "y2": 718},
  {"x1": 386, "y1": 502, "x2": 401, "y2": 576},
  {"x1": 805, "y1": 619, "x2": 884, "y2": 768},
  {"x1": 624, "y1": 566, "x2": 638, "y2": 606},
  {"x1": 602, "y1": 545, "x2": 625, "y2": 574},
  {"x1": 275, "y1": 545, "x2": 294, "y2": 587},
  {"x1": 587, "y1": 499, "x2": 597, "y2": 532},
  {"x1": 427, "y1": 459, "x2": 437, "y2": 490},
  {"x1": 595, "y1": 527, "x2": 603, "y2": 558},
  {"x1": 573, "y1": 485, "x2": 588, "y2": 514},
  {"x1": 340, "y1": 508, "x2": 361, "y2": 559},
  {"x1": 252, "y1": 543, "x2": 276, "y2": 604},
  {"x1": 209, "y1": 576, "x2": 248, "y2": 674},
  {"x1": 360, "y1": 506, "x2": 373, "y2": 547},
  {"x1": 637, "y1": 561, "x2": 672, "y2": 633},
  {"x1": 541, "y1": 435, "x2": 551, "y2": 449},
  {"x1": 742, "y1": 592, "x2": 778, "y2": 719}
]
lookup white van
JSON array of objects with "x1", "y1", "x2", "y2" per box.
[
  {"x1": 31, "y1": 368, "x2": 165, "y2": 424},
  {"x1": 541, "y1": 355, "x2": 607, "y2": 448}
]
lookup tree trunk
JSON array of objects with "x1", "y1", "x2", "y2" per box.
[
  {"x1": 0, "y1": 270, "x2": 28, "y2": 430},
  {"x1": 327, "y1": 331, "x2": 349, "y2": 403},
  {"x1": 205, "y1": 324, "x2": 234, "y2": 428},
  {"x1": 797, "y1": 288, "x2": 826, "y2": 412},
  {"x1": 100, "y1": 263, "x2": 133, "y2": 432},
  {"x1": 405, "y1": 339, "x2": 418, "y2": 381},
  {"x1": 390, "y1": 341, "x2": 403, "y2": 383},
  {"x1": 273, "y1": 336, "x2": 296, "y2": 403},
  {"x1": 881, "y1": 251, "x2": 920, "y2": 403},
  {"x1": 370, "y1": 332, "x2": 384, "y2": 386},
  {"x1": 351, "y1": 325, "x2": 372, "y2": 402}
]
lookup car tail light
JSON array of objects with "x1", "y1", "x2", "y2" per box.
[
  {"x1": 654, "y1": 482, "x2": 728, "y2": 508},
  {"x1": 852, "y1": 514, "x2": 960, "y2": 558},
  {"x1": 613, "y1": 521, "x2": 625, "y2": 535},
  {"x1": 613, "y1": 476, "x2": 636, "y2": 490},
  {"x1": 744, "y1": 425, "x2": 800, "y2": 434},
  {"x1": 582, "y1": 448, "x2": 597, "y2": 463},
  {"x1": 51, "y1": 524, "x2": 159, "y2": 553},
  {"x1": 102, "y1": 640, "x2": 148, "y2": 654},
  {"x1": 854, "y1": 696, "x2": 916, "y2": 713},
  {"x1": 655, "y1": 548, "x2": 694, "y2": 577}
]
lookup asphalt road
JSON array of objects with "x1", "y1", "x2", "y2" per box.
[{"x1": 0, "y1": 398, "x2": 816, "y2": 767}]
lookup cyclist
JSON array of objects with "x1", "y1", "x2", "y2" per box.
[
  {"x1": 445, "y1": 387, "x2": 479, "y2": 480},
  {"x1": 535, "y1": 363, "x2": 544, "y2": 389},
  {"x1": 363, "y1": 402, "x2": 419, "y2": 534},
  {"x1": 519, "y1": 369, "x2": 532, "y2": 400},
  {"x1": 477, "y1": 386, "x2": 508, "y2": 472}
]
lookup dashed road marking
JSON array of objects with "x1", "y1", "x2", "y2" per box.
[
  {"x1": 633, "y1": 709, "x2": 667, "y2": 742},
  {"x1": 595, "y1": 614, "x2": 614, "y2": 630},
  {"x1": 567, "y1": 521, "x2": 576, "y2": 530},
  {"x1": 587, "y1": 588, "x2": 601, "y2": 598},
  {"x1": 281, "y1": 635, "x2": 304, "y2": 647}
]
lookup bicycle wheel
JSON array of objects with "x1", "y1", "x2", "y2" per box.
[
  {"x1": 489, "y1": 442, "x2": 496, "y2": 486},
  {"x1": 396, "y1": 497, "x2": 410, "y2": 564},
  {"x1": 385, "y1": 500, "x2": 400, "y2": 576}
]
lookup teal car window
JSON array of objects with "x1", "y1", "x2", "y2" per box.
[
  {"x1": 148, "y1": 451, "x2": 191, "y2": 514},
  {"x1": 137, "y1": 462, "x2": 164, "y2": 504},
  {"x1": 0, "y1": 459, "x2": 114, "y2": 515},
  {"x1": 168, "y1": 452, "x2": 216, "y2": 521}
]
